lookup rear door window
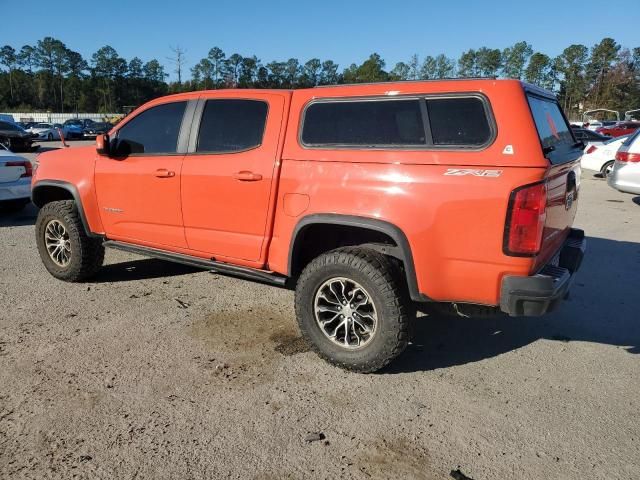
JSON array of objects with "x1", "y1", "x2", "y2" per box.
[
  {"x1": 527, "y1": 95, "x2": 577, "y2": 163},
  {"x1": 196, "y1": 99, "x2": 268, "y2": 153}
]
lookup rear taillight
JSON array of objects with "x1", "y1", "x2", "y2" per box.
[
  {"x1": 616, "y1": 151, "x2": 640, "y2": 163},
  {"x1": 6, "y1": 161, "x2": 33, "y2": 178},
  {"x1": 585, "y1": 145, "x2": 598, "y2": 154},
  {"x1": 504, "y1": 182, "x2": 547, "y2": 256}
]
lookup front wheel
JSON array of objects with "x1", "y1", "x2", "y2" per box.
[
  {"x1": 295, "y1": 247, "x2": 411, "y2": 373},
  {"x1": 35, "y1": 200, "x2": 104, "y2": 282},
  {"x1": 47, "y1": 133, "x2": 53, "y2": 141}
]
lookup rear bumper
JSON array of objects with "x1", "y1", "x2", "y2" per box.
[
  {"x1": 607, "y1": 161, "x2": 640, "y2": 195},
  {"x1": 500, "y1": 229, "x2": 586, "y2": 316}
]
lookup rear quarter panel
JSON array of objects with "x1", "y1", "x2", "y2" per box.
[{"x1": 270, "y1": 80, "x2": 556, "y2": 305}]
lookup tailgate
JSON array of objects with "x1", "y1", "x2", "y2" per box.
[
  {"x1": 0, "y1": 159, "x2": 26, "y2": 183},
  {"x1": 526, "y1": 93, "x2": 583, "y2": 271}
]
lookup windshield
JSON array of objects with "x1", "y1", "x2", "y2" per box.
[{"x1": 35, "y1": 123, "x2": 51, "y2": 128}]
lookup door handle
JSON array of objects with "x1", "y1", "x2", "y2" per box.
[
  {"x1": 233, "y1": 171, "x2": 263, "y2": 182},
  {"x1": 154, "y1": 169, "x2": 175, "y2": 178}
]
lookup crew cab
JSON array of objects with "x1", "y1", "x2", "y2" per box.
[{"x1": 31, "y1": 80, "x2": 586, "y2": 372}]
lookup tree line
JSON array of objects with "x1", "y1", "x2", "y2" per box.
[{"x1": 0, "y1": 37, "x2": 638, "y2": 119}]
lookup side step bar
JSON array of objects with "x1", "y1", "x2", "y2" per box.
[{"x1": 103, "y1": 241, "x2": 287, "y2": 287}]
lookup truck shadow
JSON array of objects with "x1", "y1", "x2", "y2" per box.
[
  {"x1": 93, "y1": 258, "x2": 200, "y2": 283},
  {"x1": 385, "y1": 236, "x2": 640, "y2": 374},
  {"x1": 0, "y1": 203, "x2": 37, "y2": 227}
]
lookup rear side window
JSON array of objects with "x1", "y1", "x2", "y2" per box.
[
  {"x1": 196, "y1": 100, "x2": 268, "y2": 153},
  {"x1": 302, "y1": 99, "x2": 425, "y2": 146},
  {"x1": 114, "y1": 101, "x2": 186, "y2": 155},
  {"x1": 527, "y1": 95, "x2": 575, "y2": 160},
  {"x1": 301, "y1": 96, "x2": 493, "y2": 148},
  {"x1": 426, "y1": 97, "x2": 491, "y2": 145}
]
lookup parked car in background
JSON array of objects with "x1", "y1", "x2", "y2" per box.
[
  {"x1": 62, "y1": 119, "x2": 87, "y2": 139},
  {"x1": 596, "y1": 121, "x2": 640, "y2": 138},
  {"x1": 0, "y1": 143, "x2": 32, "y2": 212},
  {"x1": 581, "y1": 135, "x2": 629, "y2": 177},
  {"x1": 608, "y1": 129, "x2": 640, "y2": 195},
  {"x1": 27, "y1": 123, "x2": 62, "y2": 141},
  {"x1": 571, "y1": 128, "x2": 610, "y2": 148},
  {"x1": 0, "y1": 121, "x2": 35, "y2": 152},
  {"x1": 82, "y1": 122, "x2": 112, "y2": 138},
  {"x1": 0, "y1": 114, "x2": 15, "y2": 123}
]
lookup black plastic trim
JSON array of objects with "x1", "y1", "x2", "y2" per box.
[
  {"x1": 103, "y1": 241, "x2": 287, "y2": 286},
  {"x1": 288, "y1": 214, "x2": 427, "y2": 302},
  {"x1": 31, "y1": 180, "x2": 100, "y2": 238},
  {"x1": 500, "y1": 228, "x2": 586, "y2": 316}
]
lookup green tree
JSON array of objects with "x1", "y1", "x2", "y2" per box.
[
  {"x1": 343, "y1": 53, "x2": 388, "y2": 83},
  {"x1": 391, "y1": 61, "x2": 410, "y2": 80},
  {"x1": 207, "y1": 47, "x2": 226, "y2": 87},
  {"x1": 420, "y1": 56, "x2": 436, "y2": 79},
  {"x1": 476, "y1": 47, "x2": 502, "y2": 77},
  {"x1": 524, "y1": 52, "x2": 552, "y2": 88},
  {"x1": 457, "y1": 49, "x2": 478, "y2": 77},
  {"x1": 302, "y1": 58, "x2": 322, "y2": 86},
  {"x1": 0, "y1": 46, "x2": 17, "y2": 102},
  {"x1": 556, "y1": 44, "x2": 588, "y2": 116},
  {"x1": 502, "y1": 41, "x2": 533, "y2": 79},
  {"x1": 320, "y1": 60, "x2": 339, "y2": 85},
  {"x1": 586, "y1": 38, "x2": 621, "y2": 106}
]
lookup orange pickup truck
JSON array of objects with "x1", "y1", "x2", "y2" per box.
[{"x1": 32, "y1": 79, "x2": 586, "y2": 372}]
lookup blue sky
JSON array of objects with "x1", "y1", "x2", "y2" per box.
[{"x1": 2, "y1": 0, "x2": 638, "y2": 79}]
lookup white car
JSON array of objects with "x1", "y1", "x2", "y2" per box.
[
  {"x1": 581, "y1": 135, "x2": 630, "y2": 177},
  {"x1": 608, "y1": 130, "x2": 640, "y2": 195},
  {"x1": 0, "y1": 143, "x2": 32, "y2": 212},
  {"x1": 27, "y1": 123, "x2": 62, "y2": 141}
]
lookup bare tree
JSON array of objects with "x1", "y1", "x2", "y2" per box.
[{"x1": 167, "y1": 45, "x2": 187, "y2": 85}]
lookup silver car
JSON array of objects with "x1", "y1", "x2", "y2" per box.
[
  {"x1": 608, "y1": 130, "x2": 640, "y2": 195},
  {"x1": 0, "y1": 143, "x2": 32, "y2": 212}
]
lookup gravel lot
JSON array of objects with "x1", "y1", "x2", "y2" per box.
[{"x1": 1, "y1": 141, "x2": 639, "y2": 479}]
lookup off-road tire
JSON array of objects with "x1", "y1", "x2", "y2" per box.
[
  {"x1": 295, "y1": 247, "x2": 411, "y2": 373},
  {"x1": 35, "y1": 200, "x2": 104, "y2": 281}
]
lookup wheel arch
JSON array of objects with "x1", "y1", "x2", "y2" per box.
[
  {"x1": 31, "y1": 180, "x2": 97, "y2": 237},
  {"x1": 288, "y1": 214, "x2": 427, "y2": 302}
]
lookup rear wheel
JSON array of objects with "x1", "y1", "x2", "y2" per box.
[
  {"x1": 47, "y1": 133, "x2": 53, "y2": 141},
  {"x1": 35, "y1": 200, "x2": 104, "y2": 281},
  {"x1": 295, "y1": 247, "x2": 411, "y2": 373},
  {"x1": 601, "y1": 160, "x2": 614, "y2": 177}
]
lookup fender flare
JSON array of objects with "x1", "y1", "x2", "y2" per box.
[
  {"x1": 288, "y1": 213, "x2": 428, "y2": 302},
  {"x1": 31, "y1": 180, "x2": 98, "y2": 238}
]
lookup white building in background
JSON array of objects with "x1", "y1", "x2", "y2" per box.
[{"x1": 0, "y1": 112, "x2": 118, "y2": 124}]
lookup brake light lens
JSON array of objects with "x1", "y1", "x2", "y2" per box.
[
  {"x1": 504, "y1": 182, "x2": 547, "y2": 256},
  {"x1": 5, "y1": 160, "x2": 32, "y2": 178},
  {"x1": 585, "y1": 145, "x2": 597, "y2": 154},
  {"x1": 616, "y1": 151, "x2": 640, "y2": 163}
]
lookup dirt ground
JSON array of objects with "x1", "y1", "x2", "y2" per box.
[{"x1": 1, "y1": 141, "x2": 639, "y2": 479}]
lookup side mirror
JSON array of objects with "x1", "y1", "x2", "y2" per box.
[{"x1": 96, "y1": 134, "x2": 110, "y2": 156}]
